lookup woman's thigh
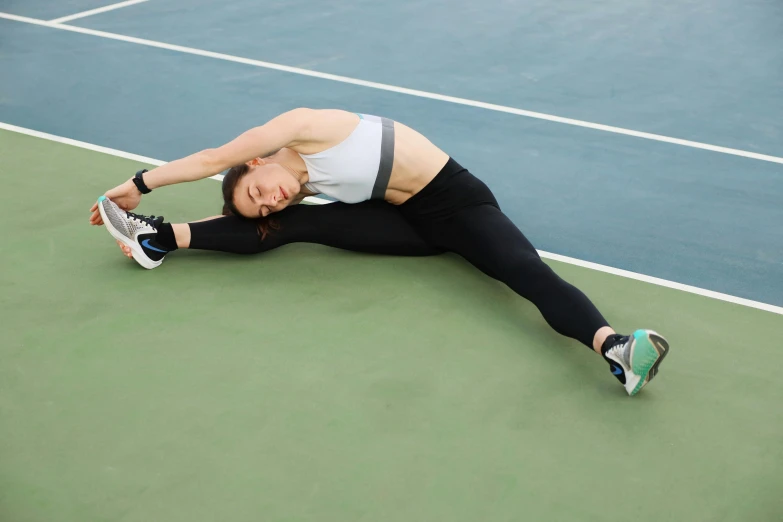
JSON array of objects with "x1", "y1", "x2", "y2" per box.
[{"x1": 414, "y1": 204, "x2": 543, "y2": 282}]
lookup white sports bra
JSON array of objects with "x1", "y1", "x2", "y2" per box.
[{"x1": 299, "y1": 113, "x2": 394, "y2": 203}]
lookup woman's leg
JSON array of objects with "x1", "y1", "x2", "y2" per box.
[
  {"x1": 415, "y1": 203, "x2": 611, "y2": 350},
  {"x1": 172, "y1": 216, "x2": 221, "y2": 248},
  {"x1": 174, "y1": 201, "x2": 442, "y2": 256},
  {"x1": 397, "y1": 160, "x2": 611, "y2": 350},
  {"x1": 415, "y1": 204, "x2": 671, "y2": 396},
  {"x1": 113, "y1": 201, "x2": 440, "y2": 262}
]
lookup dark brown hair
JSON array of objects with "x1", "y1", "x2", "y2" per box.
[{"x1": 221, "y1": 163, "x2": 279, "y2": 240}]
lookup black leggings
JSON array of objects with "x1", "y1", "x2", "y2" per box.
[
  {"x1": 190, "y1": 200, "x2": 442, "y2": 256},
  {"x1": 189, "y1": 159, "x2": 609, "y2": 347}
]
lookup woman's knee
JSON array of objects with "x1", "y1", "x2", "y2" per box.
[{"x1": 495, "y1": 253, "x2": 563, "y2": 295}]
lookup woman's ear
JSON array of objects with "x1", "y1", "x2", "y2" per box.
[{"x1": 246, "y1": 157, "x2": 265, "y2": 167}]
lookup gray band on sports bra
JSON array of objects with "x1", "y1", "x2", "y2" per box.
[{"x1": 371, "y1": 117, "x2": 395, "y2": 199}]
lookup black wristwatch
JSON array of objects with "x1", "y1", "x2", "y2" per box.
[{"x1": 132, "y1": 169, "x2": 152, "y2": 194}]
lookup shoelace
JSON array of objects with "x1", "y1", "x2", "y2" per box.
[{"x1": 126, "y1": 211, "x2": 160, "y2": 228}]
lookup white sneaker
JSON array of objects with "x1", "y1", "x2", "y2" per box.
[
  {"x1": 97, "y1": 196, "x2": 169, "y2": 269},
  {"x1": 603, "y1": 330, "x2": 670, "y2": 396}
]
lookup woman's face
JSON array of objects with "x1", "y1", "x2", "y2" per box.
[{"x1": 232, "y1": 162, "x2": 301, "y2": 218}]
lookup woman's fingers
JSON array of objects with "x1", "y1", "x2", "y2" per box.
[
  {"x1": 89, "y1": 202, "x2": 100, "y2": 224},
  {"x1": 89, "y1": 200, "x2": 105, "y2": 224}
]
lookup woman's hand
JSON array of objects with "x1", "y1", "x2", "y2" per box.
[{"x1": 89, "y1": 179, "x2": 142, "y2": 225}]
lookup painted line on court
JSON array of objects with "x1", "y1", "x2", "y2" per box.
[
  {"x1": 1, "y1": 11, "x2": 783, "y2": 166},
  {"x1": 48, "y1": 0, "x2": 150, "y2": 24},
  {"x1": 2, "y1": 121, "x2": 780, "y2": 316}
]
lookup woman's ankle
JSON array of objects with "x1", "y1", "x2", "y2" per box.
[
  {"x1": 171, "y1": 223, "x2": 191, "y2": 249},
  {"x1": 592, "y1": 326, "x2": 616, "y2": 354}
]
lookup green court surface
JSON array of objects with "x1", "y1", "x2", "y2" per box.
[{"x1": 1, "y1": 130, "x2": 782, "y2": 521}]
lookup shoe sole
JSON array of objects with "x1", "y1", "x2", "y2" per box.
[
  {"x1": 629, "y1": 330, "x2": 670, "y2": 396},
  {"x1": 97, "y1": 198, "x2": 162, "y2": 270}
]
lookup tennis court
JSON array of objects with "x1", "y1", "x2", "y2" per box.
[{"x1": 1, "y1": 1, "x2": 781, "y2": 520}]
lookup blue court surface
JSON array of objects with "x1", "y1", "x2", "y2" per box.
[{"x1": 1, "y1": 0, "x2": 781, "y2": 307}]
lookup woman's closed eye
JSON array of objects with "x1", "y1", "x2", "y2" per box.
[
  {"x1": 248, "y1": 186, "x2": 263, "y2": 201},
  {"x1": 247, "y1": 186, "x2": 264, "y2": 216}
]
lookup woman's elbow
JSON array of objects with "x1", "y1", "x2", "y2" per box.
[{"x1": 198, "y1": 148, "x2": 231, "y2": 171}]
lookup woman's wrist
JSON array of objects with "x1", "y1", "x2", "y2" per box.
[
  {"x1": 125, "y1": 177, "x2": 143, "y2": 196},
  {"x1": 132, "y1": 169, "x2": 153, "y2": 194}
]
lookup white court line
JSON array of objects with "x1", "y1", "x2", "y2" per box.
[
  {"x1": 49, "y1": 0, "x2": 150, "y2": 24},
  {"x1": 2, "y1": 121, "x2": 781, "y2": 316},
  {"x1": 1, "y1": 11, "x2": 783, "y2": 166}
]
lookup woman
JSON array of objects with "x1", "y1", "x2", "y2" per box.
[{"x1": 90, "y1": 108, "x2": 669, "y2": 396}]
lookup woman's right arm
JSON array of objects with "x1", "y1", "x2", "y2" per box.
[
  {"x1": 143, "y1": 107, "x2": 314, "y2": 189},
  {"x1": 89, "y1": 108, "x2": 315, "y2": 225}
]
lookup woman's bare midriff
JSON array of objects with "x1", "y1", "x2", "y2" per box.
[{"x1": 385, "y1": 121, "x2": 450, "y2": 205}]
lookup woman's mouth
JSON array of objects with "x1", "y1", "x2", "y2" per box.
[{"x1": 280, "y1": 187, "x2": 289, "y2": 200}]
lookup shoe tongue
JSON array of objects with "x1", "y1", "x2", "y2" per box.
[
  {"x1": 601, "y1": 334, "x2": 627, "y2": 356},
  {"x1": 152, "y1": 216, "x2": 164, "y2": 228}
]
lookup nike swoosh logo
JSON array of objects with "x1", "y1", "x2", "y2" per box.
[
  {"x1": 611, "y1": 365, "x2": 623, "y2": 375},
  {"x1": 141, "y1": 239, "x2": 168, "y2": 253}
]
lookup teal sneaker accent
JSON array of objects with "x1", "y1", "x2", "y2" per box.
[
  {"x1": 630, "y1": 330, "x2": 669, "y2": 396},
  {"x1": 98, "y1": 195, "x2": 106, "y2": 202}
]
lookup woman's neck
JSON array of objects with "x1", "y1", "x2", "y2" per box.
[{"x1": 267, "y1": 148, "x2": 309, "y2": 184}]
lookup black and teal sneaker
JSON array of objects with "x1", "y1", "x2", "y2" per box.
[{"x1": 603, "y1": 330, "x2": 670, "y2": 396}]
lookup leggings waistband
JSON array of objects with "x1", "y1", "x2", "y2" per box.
[{"x1": 399, "y1": 158, "x2": 498, "y2": 220}]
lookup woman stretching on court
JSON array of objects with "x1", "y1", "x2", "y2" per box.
[{"x1": 89, "y1": 108, "x2": 669, "y2": 395}]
